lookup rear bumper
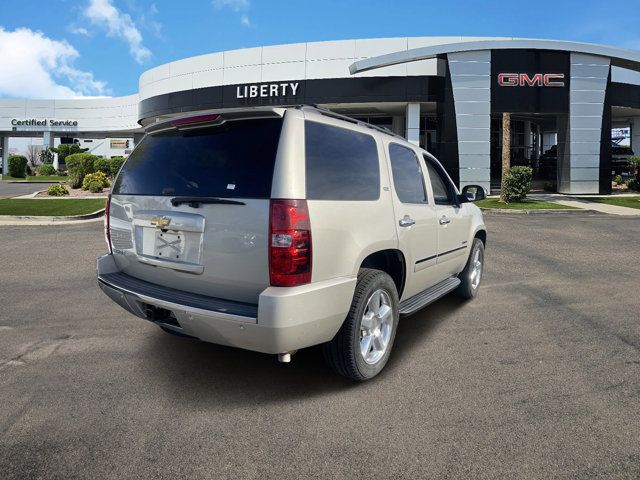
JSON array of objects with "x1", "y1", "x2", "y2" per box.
[{"x1": 97, "y1": 254, "x2": 356, "y2": 354}]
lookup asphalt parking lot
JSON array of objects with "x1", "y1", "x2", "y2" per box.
[
  {"x1": 0, "y1": 181, "x2": 55, "y2": 199},
  {"x1": 1, "y1": 213, "x2": 639, "y2": 479}
]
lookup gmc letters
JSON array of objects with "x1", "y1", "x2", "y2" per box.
[{"x1": 498, "y1": 73, "x2": 565, "y2": 87}]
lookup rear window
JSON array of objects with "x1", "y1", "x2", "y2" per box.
[
  {"x1": 112, "y1": 118, "x2": 283, "y2": 198},
  {"x1": 305, "y1": 121, "x2": 380, "y2": 201}
]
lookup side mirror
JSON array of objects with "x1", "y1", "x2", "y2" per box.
[{"x1": 461, "y1": 185, "x2": 487, "y2": 202}]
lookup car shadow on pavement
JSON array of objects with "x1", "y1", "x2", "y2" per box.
[
  {"x1": 140, "y1": 294, "x2": 466, "y2": 408},
  {"x1": 389, "y1": 295, "x2": 467, "y2": 367}
]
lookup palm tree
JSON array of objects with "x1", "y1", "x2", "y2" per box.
[{"x1": 500, "y1": 112, "x2": 511, "y2": 203}]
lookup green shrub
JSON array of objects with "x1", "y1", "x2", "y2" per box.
[
  {"x1": 109, "y1": 156, "x2": 125, "y2": 177},
  {"x1": 628, "y1": 156, "x2": 640, "y2": 181},
  {"x1": 38, "y1": 163, "x2": 56, "y2": 176},
  {"x1": 66, "y1": 153, "x2": 97, "y2": 188},
  {"x1": 83, "y1": 178, "x2": 105, "y2": 193},
  {"x1": 8, "y1": 155, "x2": 28, "y2": 178},
  {"x1": 26, "y1": 165, "x2": 34, "y2": 176},
  {"x1": 543, "y1": 181, "x2": 557, "y2": 192},
  {"x1": 82, "y1": 171, "x2": 110, "y2": 192},
  {"x1": 624, "y1": 178, "x2": 638, "y2": 190},
  {"x1": 93, "y1": 158, "x2": 111, "y2": 176},
  {"x1": 613, "y1": 174, "x2": 623, "y2": 185},
  {"x1": 47, "y1": 184, "x2": 69, "y2": 196},
  {"x1": 39, "y1": 147, "x2": 55, "y2": 165},
  {"x1": 54, "y1": 144, "x2": 88, "y2": 166},
  {"x1": 502, "y1": 166, "x2": 533, "y2": 203}
]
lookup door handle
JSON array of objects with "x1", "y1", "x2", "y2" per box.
[
  {"x1": 439, "y1": 216, "x2": 451, "y2": 225},
  {"x1": 399, "y1": 216, "x2": 416, "y2": 227}
]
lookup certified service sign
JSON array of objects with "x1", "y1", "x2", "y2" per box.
[{"x1": 11, "y1": 119, "x2": 79, "y2": 127}]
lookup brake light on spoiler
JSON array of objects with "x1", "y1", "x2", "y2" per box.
[{"x1": 170, "y1": 114, "x2": 221, "y2": 127}]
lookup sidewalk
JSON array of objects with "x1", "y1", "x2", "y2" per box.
[{"x1": 530, "y1": 194, "x2": 640, "y2": 216}]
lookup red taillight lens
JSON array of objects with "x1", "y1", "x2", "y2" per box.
[
  {"x1": 269, "y1": 199, "x2": 312, "y2": 287},
  {"x1": 104, "y1": 194, "x2": 112, "y2": 253}
]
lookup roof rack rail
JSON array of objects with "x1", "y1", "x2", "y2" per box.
[{"x1": 296, "y1": 105, "x2": 405, "y2": 140}]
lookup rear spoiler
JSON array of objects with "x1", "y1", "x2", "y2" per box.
[{"x1": 145, "y1": 108, "x2": 286, "y2": 135}]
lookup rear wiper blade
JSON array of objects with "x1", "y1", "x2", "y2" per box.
[{"x1": 170, "y1": 196, "x2": 246, "y2": 207}]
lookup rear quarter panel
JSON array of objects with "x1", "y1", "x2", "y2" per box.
[{"x1": 289, "y1": 112, "x2": 399, "y2": 282}]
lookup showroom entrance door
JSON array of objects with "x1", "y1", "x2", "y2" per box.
[{"x1": 490, "y1": 114, "x2": 563, "y2": 193}]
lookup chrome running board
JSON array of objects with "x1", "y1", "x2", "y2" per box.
[{"x1": 399, "y1": 277, "x2": 461, "y2": 316}]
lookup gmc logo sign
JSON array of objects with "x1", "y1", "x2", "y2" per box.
[{"x1": 498, "y1": 73, "x2": 565, "y2": 87}]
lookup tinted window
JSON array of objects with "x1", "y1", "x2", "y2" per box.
[
  {"x1": 112, "y1": 118, "x2": 283, "y2": 198},
  {"x1": 389, "y1": 143, "x2": 427, "y2": 204},
  {"x1": 305, "y1": 121, "x2": 379, "y2": 200},
  {"x1": 425, "y1": 158, "x2": 453, "y2": 205}
]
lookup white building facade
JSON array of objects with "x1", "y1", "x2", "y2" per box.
[{"x1": 2, "y1": 36, "x2": 640, "y2": 194}]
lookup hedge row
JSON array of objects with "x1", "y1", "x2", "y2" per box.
[{"x1": 65, "y1": 154, "x2": 125, "y2": 189}]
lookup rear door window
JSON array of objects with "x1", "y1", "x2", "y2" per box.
[
  {"x1": 112, "y1": 118, "x2": 283, "y2": 198},
  {"x1": 424, "y1": 157, "x2": 455, "y2": 205},
  {"x1": 305, "y1": 121, "x2": 380, "y2": 201},
  {"x1": 388, "y1": 143, "x2": 428, "y2": 204}
]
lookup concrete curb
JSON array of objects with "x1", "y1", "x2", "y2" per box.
[
  {"x1": 480, "y1": 208, "x2": 600, "y2": 215},
  {"x1": 0, "y1": 208, "x2": 104, "y2": 225},
  {"x1": 14, "y1": 190, "x2": 108, "y2": 199}
]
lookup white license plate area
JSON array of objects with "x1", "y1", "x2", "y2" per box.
[
  {"x1": 141, "y1": 229, "x2": 185, "y2": 260},
  {"x1": 154, "y1": 231, "x2": 184, "y2": 260}
]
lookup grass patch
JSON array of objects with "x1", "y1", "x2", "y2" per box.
[
  {"x1": 475, "y1": 198, "x2": 577, "y2": 210},
  {"x1": 0, "y1": 198, "x2": 105, "y2": 216},
  {"x1": 586, "y1": 196, "x2": 640, "y2": 210},
  {"x1": 1, "y1": 175, "x2": 68, "y2": 182}
]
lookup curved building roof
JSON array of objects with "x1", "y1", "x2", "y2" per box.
[{"x1": 349, "y1": 38, "x2": 640, "y2": 74}]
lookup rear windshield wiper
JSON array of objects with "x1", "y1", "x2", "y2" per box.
[{"x1": 171, "y1": 196, "x2": 246, "y2": 207}]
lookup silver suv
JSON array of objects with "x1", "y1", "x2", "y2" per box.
[{"x1": 97, "y1": 106, "x2": 487, "y2": 380}]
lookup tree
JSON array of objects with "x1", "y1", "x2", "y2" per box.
[
  {"x1": 26, "y1": 144, "x2": 42, "y2": 168},
  {"x1": 500, "y1": 112, "x2": 511, "y2": 203},
  {"x1": 39, "y1": 147, "x2": 55, "y2": 164},
  {"x1": 54, "y1": 144, "x2": 89, "y2": 166}
]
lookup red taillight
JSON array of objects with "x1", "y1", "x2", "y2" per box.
[
  {"x1": 104, "y1": 194, "x2": 112, "y2": 253},
  {"x1": 269, "y1": 199, "x2": 312, "y2": 287}
]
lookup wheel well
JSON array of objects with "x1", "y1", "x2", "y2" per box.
[
  {"x1": 360, "y1": 250, "x2": 406, "y2": 297},
  {"x1": 475, "y1": 229, "x2": 487, "y2": 246}
]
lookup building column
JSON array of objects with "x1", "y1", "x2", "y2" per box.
[
  {"x1": 1, "y1": 137, "x2": 9, "y2": 176},
  {"x1": 391, "y1": 116, "x2": 404, "y2": 137},
  {"x1": 133, "y1": 133, "x2": 144, "y2": 148},
  {"x1": 42, "y1": 131, "x2": 54, "y2": 150},
  {"x1": 42, "y1": 132, "x2": 57, "y2": 169},
  {"x1": 447, "y1": 50, "x2": 491, "y2": 193},
  {"x1": 523, "y1": 120, "x2": 532, "y2": 160},
  {"x1": 558, "y1": 53, "x2": 610, "y2": 194},
  {"x1": 405, "y1": 103, "x2": 420, "y2": 146},
  {"x1": 632, "y1": 117, "x2": 640, "y2": 157}
]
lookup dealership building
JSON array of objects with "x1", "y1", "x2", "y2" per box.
[{"x1": 1, "y1": 36, "x2": 640, "y2": 194}]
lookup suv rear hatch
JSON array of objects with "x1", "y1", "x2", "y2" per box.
[{"x1": 108, "y1": 112, "x2": 284, "y2": 304}]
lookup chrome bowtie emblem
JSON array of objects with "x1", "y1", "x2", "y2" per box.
[{"x1": 150, "y1": 216, "x2": 171, "y2": 229}]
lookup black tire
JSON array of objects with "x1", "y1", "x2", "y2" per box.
[
  {"x1": 455, "y1": 238, "x2": 485, "y2": 299},
  {"x1": 322, "y1": 268, "x2": 399, "y2": 381}
]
